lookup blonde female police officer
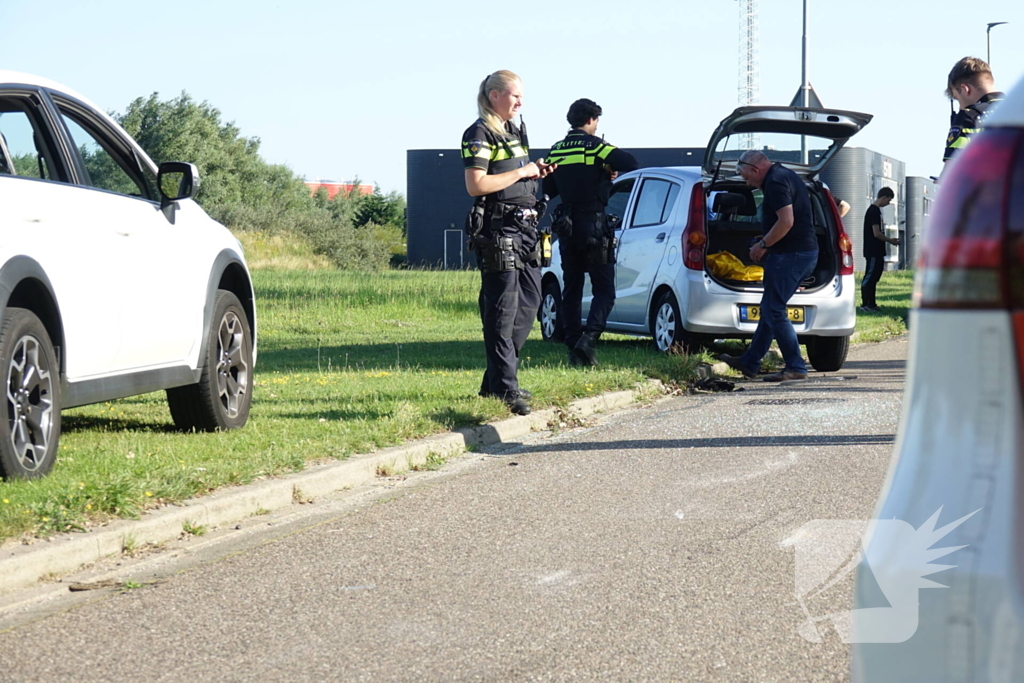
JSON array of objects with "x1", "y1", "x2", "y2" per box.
[{"x1": 462, "y1": 71, "x2": 555, "y2": 416}]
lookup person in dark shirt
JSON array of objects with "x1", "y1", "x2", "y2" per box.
[
  {"x1": 543, "y1": 98, "x2": 638, "y2": 366},
  {"x1": 860, "y1": 187, "x2": 897, "y2": 312},
  {"x1": 719, "y1": 151, "x2": 818, "y2": 381},
  {"x1": 462, "y1": 70, "x2": 555, "y2": 415},
  {"x1": 942, "y1": 57, "x2": 1004, "y2": 175}
]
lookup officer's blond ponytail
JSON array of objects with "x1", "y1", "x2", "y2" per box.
[{"x1": 477, "y1": 70, "x2": 520, "y2": 139}]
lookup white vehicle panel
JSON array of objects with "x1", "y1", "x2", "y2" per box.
[
  {"x1": 852, "y1": 310, "x2": 1024, "y2": 681},
  {"x1": 0, "y1": 176, "x2": 124, "y2": 376}
]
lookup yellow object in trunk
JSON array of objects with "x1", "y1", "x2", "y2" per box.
[{"x1": 706, "y1": 251, "x2": 764, "y2": 282}]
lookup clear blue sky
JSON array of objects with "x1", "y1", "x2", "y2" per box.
[{"x1": 4, "y1": 0, "x2": 1023, "y2": 195}]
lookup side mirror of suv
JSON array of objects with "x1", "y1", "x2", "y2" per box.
[{"x1": 158, "y1": 162, "x2": 201, "y2": 208}]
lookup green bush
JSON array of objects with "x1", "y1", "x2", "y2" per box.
[{"x1": 113, "y1": 93, "x2": 405, "y2": 270}]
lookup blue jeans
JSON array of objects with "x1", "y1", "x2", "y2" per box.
[{"x1": 740, "y1": 250, "x2": 818, "y2": 374}]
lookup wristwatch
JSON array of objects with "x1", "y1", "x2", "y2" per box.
[{"x1": 757, "y1": 239, "x2": 768, "y2": 249}]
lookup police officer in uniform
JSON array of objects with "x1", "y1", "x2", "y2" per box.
[
  {"x1": 462, "y1": 70, "x2": 555, "y2": 416},
  {"x1": 543, "y1": 99, "x2": 637, "y2": 366},
  {"x1": 943, "y1": 56, "x2": 1004, "y2": 171}
]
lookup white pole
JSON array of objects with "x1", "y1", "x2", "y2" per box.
[{"x1": 801, "y1": 0, "x2": 809, "y2": 164}]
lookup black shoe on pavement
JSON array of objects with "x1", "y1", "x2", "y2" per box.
[
  {"x1": 718, "y1": 353, "x2": 757, "y2": 379},
  {"x1": 573, "y1": 332, "x2": 599, "y2": 366},
  {"x1": 762, "y1": 369, "x2": 808, "y2": 382}
]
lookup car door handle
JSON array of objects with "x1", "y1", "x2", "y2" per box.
[{"x1": 655, "y1": 232, "x2": 666, "y2": 242}]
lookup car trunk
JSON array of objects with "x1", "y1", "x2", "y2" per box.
[
  {"x1": 699, "y1": 105, "x2": 871, "y2": 293},
  {"x1": 704, "y1": 181, "x2": 839, "y2": 292}
]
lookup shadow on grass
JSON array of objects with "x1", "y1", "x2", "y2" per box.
[
  {"x1": 257, "y1": 337, "x2": 678, "y2": 374},
  {"x1": 62, "y1": 415, "x2": 177, "y2": 434},
  {"x1": 428, "y1": 407, "x2": 491, "y2": 429}
]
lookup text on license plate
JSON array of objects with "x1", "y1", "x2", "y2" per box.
[{"x1": 739, "y1": 305, "x2": 805, "y2": 323}]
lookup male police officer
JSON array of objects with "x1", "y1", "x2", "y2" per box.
[
  {"x1": 943, "y1": 57, "x2": 1004, "y2": 170},
  {"x1": 543, "y1": 99, "x2": 638, "y2": 366}
]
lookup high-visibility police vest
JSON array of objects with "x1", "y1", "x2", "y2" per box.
[
  {"x1": 943, "y1": 91, "x2": 1005, "y2": 162},
  {"x1": 461, "y1": 118, "x2": 536, "y2": 206},
  {"x1": 543, "y1": 130, "x2": 637, "y2": 213}
]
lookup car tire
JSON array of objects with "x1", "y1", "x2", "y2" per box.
[
  {"x1": 651, "y1": 290, "x2": 697, "y2": 354},
  {"x1": 0, "y1": 308, "x2": 61, "y2": 479},
  {"x1": 540, "y1": 279, "x2": 565, "y2": 343},
  {"x1": 167, "y1": 290, "x2": 253, "y2": 432},
  {"x1": 806, "y1": 335, "x2": 850, "y2": 372}
]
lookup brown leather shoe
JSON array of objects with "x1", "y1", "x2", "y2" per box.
[{"x1": 762, "y1": 370, "x2": 808, "y2": 382}]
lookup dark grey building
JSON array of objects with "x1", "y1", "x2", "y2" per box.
[
  {"x1": 406, "y1": 147, "x2": 704, "y2": 268},
  {"x1": 905, "y1": 176, "x2": 937, "y2": 269},
  {"x1": 408, "y1": 145, "x2": 907, "y2": 271},
  {"x1": 818, "y1": 147, "x2": 907, "y2": 271}
]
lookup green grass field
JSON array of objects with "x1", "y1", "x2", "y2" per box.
[{"x1": 0, "y1": 268, "x2": 913, "y2": 543}]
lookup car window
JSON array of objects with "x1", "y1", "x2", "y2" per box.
[
  {"x1": 631, "y1": 178, "x2": 681, "y2": 228},
  {"x1": 605, "y1": 178, "x2": 635, "y2": 224},
  {"x1": 51, "y1": 100, "x2": 154, "y2": 200},
  {"x1": 0, "y1": 98, "x2": 58, "y2": 180}
]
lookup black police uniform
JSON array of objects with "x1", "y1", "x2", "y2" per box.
[
  {"x1": 543, "y1": 130, "x2": 637, "y2": 360},
  {"x1": 943, "y1": 91, "x2": 1005, "y2": 162},
  {"x1": 461, "y1": 118, "x2": 543, "y2": 404}
]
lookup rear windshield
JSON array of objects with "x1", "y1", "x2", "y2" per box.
[{"x1": 710, "y1": 131, "x2": 837, "y2": 168}]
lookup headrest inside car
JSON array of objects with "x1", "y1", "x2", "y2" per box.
[{"x1": 712, "y1": 192, "x2": 756, "y2": 216}]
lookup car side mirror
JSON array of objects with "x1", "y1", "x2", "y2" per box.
[{"x1": 158, "y1": 162, "x2": 201, "y2": 207}]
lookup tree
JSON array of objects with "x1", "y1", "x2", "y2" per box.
[{"x1": 111, "y1": 92, "x2": 398, "y2": 270}]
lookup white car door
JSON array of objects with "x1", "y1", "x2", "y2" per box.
[
  {"x1": 51, "y1": 98, "x2": 197, "y2": 371},
  {"x1": 613, "y1": 175, "x2": 683, "y2": 325},
  {"x1": 0, "y1": 93, "x2": 124, "y2": 377}
]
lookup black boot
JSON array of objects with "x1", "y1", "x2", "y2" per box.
[
  {"x1": 573, "y1": 332, "x2": 598, "y2": 366},
  {"x1": 501, "y1": 391, "x2": 531, "y2": 416}
]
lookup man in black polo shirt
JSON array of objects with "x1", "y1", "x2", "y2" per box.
[
  {"x1": 860, "y1": 187, "x2": 898, "y2": 312},
  {"x1": 719, "y1": 151, "x2": 818, "y2": 381}
]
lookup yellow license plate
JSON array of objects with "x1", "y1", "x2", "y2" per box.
[{"x1": 739, "y1": 305, "x2": 805, "y2": 323}]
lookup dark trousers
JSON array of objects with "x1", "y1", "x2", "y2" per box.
[
  {"x1": 861, "y1": 255, "x2": 885, "y2": 308},
  {"x1": 478, "y1": 264, "x2": 542, "y2": 396},
  {"x1": 739, "y1": 250, "x2": 818, "y2": 375},
  {"x1": 560, "y1": 238, "x2": 616, "y2": 349}
]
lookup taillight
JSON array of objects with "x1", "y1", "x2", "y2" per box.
[
  {"x1": 916, "y1": 128, "x2": 1024, "y2": 309},
  {"x1": 684, "y1": 184, "x2": 707, "y2": 271},
  {"x1": 824, "y1": 191, "x2": 855, "y2": 276}
]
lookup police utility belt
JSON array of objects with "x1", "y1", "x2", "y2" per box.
[
  {"x1": 465, "y1": 199, "x2": 551, "y2": 273},
  {"x1": 551, "y1": 204, "x2": 619, "y2": 266}
]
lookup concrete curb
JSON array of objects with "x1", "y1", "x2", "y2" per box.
[{"x1": 0, "y1": 388, "x2": 645, "y2": 594}]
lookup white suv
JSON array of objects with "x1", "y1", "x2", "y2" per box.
[
  {"x1": 540, "y1": 106, "x2": 871, "y2": 372},
  {"x1": 0, "y1": 72, "x2": 256, "y2": 479}
]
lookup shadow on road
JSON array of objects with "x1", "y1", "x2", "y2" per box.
[{"x1": 514, "y1": 433, "x2": 896, "y2": 453}]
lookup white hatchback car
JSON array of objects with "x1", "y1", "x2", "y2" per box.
[
  {"x1": 851, "y1": 79, "x2": 1024, "y2": 680},
  {"x1": 540, "y1": 106, "x2": 871, "y2": 372},
  {"x1": 0, "y1": 72, "x2": 256, "y2": 479}
]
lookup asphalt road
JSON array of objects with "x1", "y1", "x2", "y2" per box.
[{"x1": 0, "y1": 338, "x2": 907, "y2": 682}]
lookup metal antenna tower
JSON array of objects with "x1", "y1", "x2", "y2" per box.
[{"x1": 738, "y1": 0, "x2": 760, "y2": 150}]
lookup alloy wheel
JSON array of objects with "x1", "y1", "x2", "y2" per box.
[
  {"x1": 6, "y1": 335, "x2": 54, "y2": 473},
  {"x1": 215, "y1": 311, "x2": 250, "y2": 417}
]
